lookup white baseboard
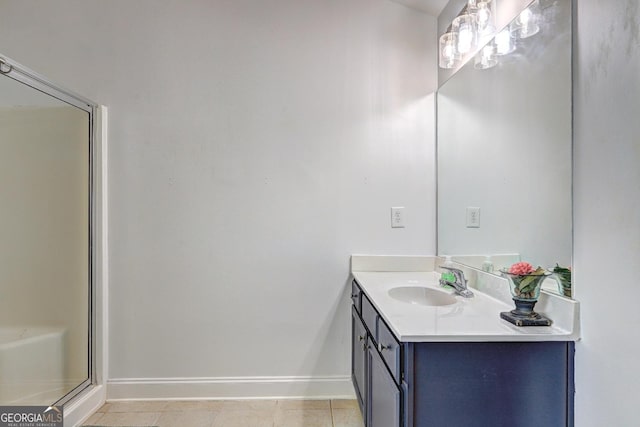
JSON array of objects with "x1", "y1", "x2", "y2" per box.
[
  {"x1": 64, "y1": 385, "x2": 106, "y2": 427},
  {"x1": 107, "y1": 376, "x2": 355, "y2": 401}
]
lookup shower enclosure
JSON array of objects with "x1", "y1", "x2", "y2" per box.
[{"x1": 0, "y1": 55, "x2": 97, "y2": 407}]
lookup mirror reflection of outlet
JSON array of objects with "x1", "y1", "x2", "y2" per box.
[{"x1": 466, "y1": 207, "x2": 480, "y2": 228}]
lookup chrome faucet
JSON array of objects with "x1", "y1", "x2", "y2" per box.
[{"x1": 440, "y1": 266, "x2": 474, "y2": 298}]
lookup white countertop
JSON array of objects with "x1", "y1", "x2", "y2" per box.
[{"x1": 352, "y1": 258, "x2": 580, "y2": 342}]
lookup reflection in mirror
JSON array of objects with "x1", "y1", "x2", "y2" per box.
[
  {"x1": 0, "y1": 73, "x2": 90, "y2": 404},
  {"x1": 437, "y1": 0, "x2": 572, "y2": 297}
]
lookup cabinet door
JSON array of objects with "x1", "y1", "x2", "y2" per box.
[
  {"x1": 368, "y1": 345, "x2": 401, "y2": 427},
  {"x1": 377, "y1": 316, "x2": 401, "y2": 384},
  {"x1": 351, "y1": 307, "x2": 367, "y2": 414}
]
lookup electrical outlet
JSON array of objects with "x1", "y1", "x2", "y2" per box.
[
  {"x1": 466, "y1": 207, "x2": 480, "y2": 228},
  {"x1": 391, "y1": 207, "x2": 405, "y2": 228}
]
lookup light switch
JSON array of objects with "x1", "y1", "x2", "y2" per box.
[
  {"x1": 391, "y1": 207, "x2": 405, "y2": 228},
  {"x1": 466, "y1": 207, "x2": 480, "y2": 228}
]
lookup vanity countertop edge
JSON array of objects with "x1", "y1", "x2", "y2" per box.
[{"x1": 351, "y1": 254, "x2": 580, "y2": 343}]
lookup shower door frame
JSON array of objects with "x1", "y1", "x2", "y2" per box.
[{"x1": 0, "y1": 54, "x2": 100, "y2": 408}]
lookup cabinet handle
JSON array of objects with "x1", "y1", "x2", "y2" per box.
[
  {"x1": 358, "y1": 335, "x2": 365, "y2": 342},
  {"x1": 350, "y1": 293, "x2": 359, "y2": 298},
  {"x1": 378, "y1": 343, "x2": 390, "y2": 352}
]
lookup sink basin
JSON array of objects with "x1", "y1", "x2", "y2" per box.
[{"x1": 388, "y1": 286, "x2": 457, "y2": 307}]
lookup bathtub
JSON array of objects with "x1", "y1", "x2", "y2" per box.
[{"x1": 0, "y1": 327, "x2": 65, "y2": 404}]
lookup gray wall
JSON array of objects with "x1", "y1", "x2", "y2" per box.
[{"x1": 574, "y1": 0, "x2": 640, "y2": 425}]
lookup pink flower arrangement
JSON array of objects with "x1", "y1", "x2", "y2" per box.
[
  {"x1": 509, "y1": 262, "x2": 535, "y2": 275},
  {"x1": 502, "y1": 262, "x2": 548, "y2": 300}
]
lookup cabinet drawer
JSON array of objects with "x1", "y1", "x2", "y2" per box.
[
  {"x1": 377, "y1": 317, "x2": 401, "y2": 384},
  {"x1": 361, "y1": 294, "x2": 378, "y2": 340},
  {"x1": 351, "y1": 280, "x2": 362, "y2": 314}
]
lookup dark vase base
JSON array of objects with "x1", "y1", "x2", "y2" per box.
[{"x1": 500, "y1": 298, "x2": 552, "y2": 327}]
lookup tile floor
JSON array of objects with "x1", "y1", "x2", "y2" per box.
[{"x1": 82, "y1": 399, "x2": 364, "y2": 427}]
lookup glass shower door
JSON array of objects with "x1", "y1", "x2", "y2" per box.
[{"x1": 0, "y1": 65, "x2": 93, "y2": 405}]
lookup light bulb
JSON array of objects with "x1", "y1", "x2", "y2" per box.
[
  {"x1": 476, "y1": 2, "x2": 494, "y2": 35},
  {"x1": 452, "y1": 14, "x2": 477, "y2": 55},
  {"x1": 458, "y1": 26, "x2": 473, "y2": 54},
  {"x1": 443, "y1": 44, "x2": 454, "y2": 59},
  {"x1": 519, "y1": 8, "x2": 534, "y2": 26},
  {"x1": 477, "y1": 8, "x2": 490, "y2": 26},
  {"x1": 511, "y1": 2, "x2": 540, "y2": 39},
  {"x1": 495, "y1": 28, "x2": 515, "y2": 55},
  {"x1": 439, "y1": 32, "x2": 460, "y2": 69},
  {"x1": 474, "y1": 43, "x2": 498, "y2": 69}
]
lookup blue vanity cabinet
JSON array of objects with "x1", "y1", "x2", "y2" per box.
[{"x1": 350, "y1": 279, "x2": 575, "y2": 427}]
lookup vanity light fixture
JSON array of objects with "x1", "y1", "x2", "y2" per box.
[
  {"x1": 438, "y1": 0, "x2": 496, "y2": 69},
  {"x1": 438, "y1": 0, "x2": 546, "y2": 70}
]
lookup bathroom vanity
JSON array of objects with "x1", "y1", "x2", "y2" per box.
[{"x1": 350, "y1": 256, "x2": 579, "y2": 427}]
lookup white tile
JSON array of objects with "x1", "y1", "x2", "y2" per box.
[
  {"x1": 222, "y1": 400, "x2": 278, "y2": 412},
  {"x1": 81, "y1": 412, "x2": 104, "y2": 426},
  {"x1": 107, "y1": 400, "x2": 169, "y2": 413},
  {"x1": 274, "y1": 409, "x2": 332, "y2": 427},
  {"x1": 156, "y1": 410, "x2": 218, "y2": 427},
  {"x1": 330, "y1": 399, "x2": 359, "y2": 410},
  {"x1": 277, "y1": 400, "x2": 330, "y2": 410},
  {"x1": 97, "y1": 402, "x2": 112, "y2": 413},
  {"x1": 332, "y1": 408, "x2": 364, "y2": 427},
  {"x1": 97, "y1": 411, "x2": 160, "y2": 426},
  {"x1": 163, "y1": 400, "x2": 224, "y2": 411},
  {"x1": 211, "y1": 409, "x2": 274, "y2": 427}
]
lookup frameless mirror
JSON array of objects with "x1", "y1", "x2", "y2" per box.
[
  {"x1": 0, "y1": 70, "x2": 91, "y2": 404},
  {"x1": 437, "y1": 0, "x2": 572, "y2": 297}
]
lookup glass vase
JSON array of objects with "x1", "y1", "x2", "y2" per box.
[
  {"x1": 501, "y1": 271, "x2": 548, "y2": 301},
  {"x1": 499, "y1": 271, "x2": 552, "y2": 326}
]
